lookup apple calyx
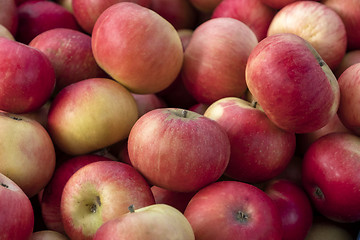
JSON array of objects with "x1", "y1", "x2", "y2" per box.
[
  {"x1": 314, "y1": 186, "x2": 325, "y2": 200},
  {"x1": 1, "y1": 182, "x2": 9, "y2": 188},
  {"x1": 87, "y1": 196, "x2": 101, "y2": 213},
  {"x1": 128, "y1": 204, "x2": 135, "y2": 213},
  {"x1": 236, "y1": 210, "x2": 249, "y2": 223}
]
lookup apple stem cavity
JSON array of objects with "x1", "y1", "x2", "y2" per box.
[
  {"x1": 236, "y1": 210, "x2": 249, "y2": 223},
  {"x1": 0, "y1": 183, "x2": 9, "y2": 188},
  {"x1": 128, "y1": 204, "x2": 135, "y2": 213}
]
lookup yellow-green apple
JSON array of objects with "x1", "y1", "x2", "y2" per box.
[
  {"x1": 0, "y1": 24, "x2": 15, "y2": 40},
  {"x1": 337, "y1": 63, "x2": 360, "y2": 135},
  {"x1": 245, "y1": 33, "x2": 340, "y2": 133},
  {"x1": 127, "y1": 108, "x2": 230, "y2": 192},
  {"x1": 93, "y1": 204, "x2": 195, "y2": 240},
  {"x1": 47, "y1": 78, "x2": 138, "y2": 155},
  {"x1": 131, "y1": 93, "x2": 167, "y2": 117},
  {"x1": 61, "y1": 160, "x2": 155, "y2": 240},
  {"x1": 182, "y1": 17, "x2": 258, "y2": 104},
  {"x1": 264, "y1": 179, "x2": 313, "y2": 240},
  {"x1": 29, "y1": 28, "x2": 107, "y2": 94},
  {"x1": 92, "y1": 2, "x2": 183, "y2": 94},
  {"x1": 188, "y1": 0, "x2": 222, "y2": 13},
  {"x1": 267, "y1": 1, "x2": 347, "y2": 70},
  {"x1": 0, "y1": 111, "x2": 56, "y2": 197},
  {"x1": 184, "y1": 181, "x2": 283, "y2": 240},
  {"x1": 72, "y1": 0, "x2": 151, "y2": 34},
  {"x1": 334, "y1": 50, "x2": 360, "y2": 78},
  {"x1": 323, "y1": 0, "x2": 360, "y2": 50},
  {"x1": 0, "y1": 172, "x2": 34, "y2": 240},
  {"x1": 0, "y1": 37, "x2": 55, "y2": 114},
  {"x1": 0, "y1": 0, "x2": 18, "y2": 36},
  {"x1": 260, "y1": 0, "x2": 319, "y2": 9},
  {"x1": 211, "y1": 0, "x2": 277, "y2": 41},
  {"x1": 305, "y1": 216, "x2": 354, "y2": 240},
  {"x1": 302, "y1": 132, "x2": 360, "y2": 222},
  {"x1": 204, "y1": 97, "x2": 296, "y2": 183},
  {"x1": 16, "y1": 0, "x2": 79, "y2": 44},
  {"x1": 30, "y1": 230, "x2": 69, "y2": 240},
  {"x1": 41, "y1": 154, "x2": 110, "y2": 234}
]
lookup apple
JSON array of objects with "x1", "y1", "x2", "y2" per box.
[
  {"x1": 184, "y1": 181, "x2": 283, "y2": 240},
  {"x1": 16, "y1": 0, "x2": 80, "y2": 44},
  {"x1": 0, "y1": 172, "x2": 34, "y2": 240},
  {"x1": 47, "y1": 78, "x2": 139, "y2": 156},
  {"x1": 92, "y1": 2, "x2": 184, "y2": 94},
  {"x1": 302, "y1": 132, "x2": 360, "y2": 222},
  {"x1": 131, "y1": 93, "x2": 167, "y2": 117},
  {"x1": 93, "y1": 204, "x2": 195, "y2": 240},
  {"x1": 127, "y1": 108, "x2": 230, "y2": 192},
  {"x1": 273, "y1": 155, "x2": 304, "y2": 187},
  {"x1": 188, "y1": 103, "x2": 209, "y2": 115},
  {"x1": 204, "y1": 97, "x2": 296, "y2": 183},
  {"x1": 0, "y1": 111, "x2": 56, "y2": 197},
  {"x1": 41, "y1": 154, "x2": 110, "y2": 234},
  {"x1": 30, "y1": 230, "x2": 69, "y2": 240},
  {"x1": 334, "y1": 50, "x2": 360, "y2": 78},
  {"x1": 260, "y1": 0, "x2": 320, "y2": 9},
  {"x1": 56, "y1": 0, "x2": 73, "y2": 13},
  {"x1": 17, "y1": 101, "x2": 51, "y2": 129},
  {"x1": 264, "y1": 179, "x2": 313, "y2": 240},
  {"x1": 188, "y1": 0, "x2": 222, "y2": 13},
  {"x1": 245, "y1": 33, "x2": 340, "y2": 133},
  {"x1": 211, "y1": 0, "x2": 277, "y2": 41},
  {"x1": 0, "y1": 37, "x2": 55, "y2": 114},
  {"x1": 29, "y1": 28, "x2": 108, "y2": 94},
  {"x1": 305, "y1": 216, "x2": 354, "y2": 240},
  {"x1": 61, "y1": 160, "x2": 155, "y2": 240},
  {"x1": 267, "y1": 1, "x2": 347, "y2": 70},
  {"x1": 0, "y1": 0, "x2": 18, "y2": 36},
  {"x1": 0, "y1": 24, "x2": 15, "y2": 40},
  {"x1": 181, "y1": 17, "x2": 258, "y2": 105}
]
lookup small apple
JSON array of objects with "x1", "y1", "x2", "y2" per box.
[{"x1": 30, "y1": 230, "x2": 69, "y2": 240}]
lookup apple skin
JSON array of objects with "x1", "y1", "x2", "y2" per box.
[
  {"x1": 264, "y1": 179, "x2": 313, "y2": 240},
  {"x1": 0, "y1": 0, "x2": 18, "y2": 36},
  {"x1": 334, "y1": 50, "x2": 360, "y2": 78},
  {"x1": 0, "y1": 37, "x2": 56, "y2": 114},
  {"x1": 302, "y1": 132, "x2": 360, "y2": 222},
  {"x1": 184, "y1": 181, "x2": 283, "y2": 240},
  {"x1": 72, "y1": 0, "x2": 151, "y2": 34},
  {"x1": 0, "y1": 111, "x2": 56, "y2": 198},
  {"x1": 128, "y1": 108, "x2": 230, "y2": 192},
  {"x1": 188, "y1": 0, "x2": 222, "y2": 13},
  {"x1": 61, "y1": 160, "x2": 155, "y2": 240},
  {"x1": 47, "y1": 78, "x2": 139, "y2": 156},
  {"x1": 29, "y1": 28, "x2": 108, "y2": 94},
  {"x1": 267, "y1": 1, "x2": 347, "y2": 70},
  {"x1": 0, "y1": 173, "x2": 34, "y2": 240},
  {"x1": 16, "y1": 1, "x2": 80, "y2": 44},
  {"x1": 0, "y1": 24, "x2": 15, "y2": 40},
  {"x1": 131, "y1": 93, "x2": 167, "y2": 117},
  {"x1": 93, "y1": 204, "x2": 195, "y2": 240},
  {"x1": 204, "y1": 97, "x2": 296, "y2": 183},
  {"x1": 182, "y1": 17, "x2": 258, "y2": 105},
  {"x1": 245, "y1": 33, "x2": 340, "y2": 133},
  {"x1": 260, "y1": 0, "x2": 320, "y2": 9},
  {"x1": 30, "y1": 230, "x2": 69, "y2": 240},
  {"x1": 212, "y1": 0, "x2": 277, "y2": 41},
  {"x1": 41, "y1": 154, "x2": 110, "y2": 234},
  {"x1": 188, "y1": 103, "x2": 209, "y2": 115},
  {"x1": 92, "y1": 2, "x2": 184, "y2": 94}
]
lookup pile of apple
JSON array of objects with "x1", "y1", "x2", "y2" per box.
[{"x1": 1, "y1": 0, "x2": 360, "y2": 239}]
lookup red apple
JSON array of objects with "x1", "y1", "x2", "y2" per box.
[
  {"x1": 0, "y1": 111, "x2": 56, "y2": 197},
  {"x1": 212, "y1": 0, "x2": 277, "y2": 41},
  {"x1": 93, "y1": 204, "x2": 195, "y2": 240},
  {"x1": 245, "y1": 33, "x2": 340, "y2": 133},
  {"x1": 127, "y1": 108, "x2": 230, "y2": 192},
  {"x1": 188, "y1": 0, "x2": 222, "y2": 13},
  {"x1": 0, "y1": 0, "x2": 18, "y2": 36},
  {"x1": 47, "y1": 78, "x2": 139, "y2": 155},
  {"x1": 29, "y1": 28, "x2": 108, "y2": 93},
  {"x1": 264, "y1": 179, "x2": 313, "y2": 240},
  {"x1": 0, "y1": 37, "x2": 55, "y2": 114},
  {"x1": 188, "y1": 103, "x2": 209, "y2": 115},
  {"x1": 61, "y1": 160, "x2": 155, "y2": 240},
  {"x1": 204, "y1": 97, "x2": 296, "y2": 183},
  {"x1": 302, "y1": 132, "x2": 360, "y2": 222},
  {"x1": 334, "y1": 50, "x2": 360, "y2": 78},
  {"x1": 182, "y1": 17, "x2": 258, "y2": 104},
  {"x1": 30, "y1": 230, "x2": 69, "y2": 240},
  {"x1": 267, "y1": 1, "x2": 347, "y2": 70},
  {"x1": 184, "y1": 181, "x2": 283, "y2": 240},
  {"x1": 131, "y1": 93, "x2": 167, "y2": 117},
  {"x1": 0, "y1": 172, "x2": 34, "y2": 240},
  {"x1": 92, "y1": 2, "x2": 183, "y2": 94}
]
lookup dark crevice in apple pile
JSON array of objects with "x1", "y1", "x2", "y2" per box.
[
  {"x1": 236, "y1": 210, "x2": 249, "y2": 223},
  {"x1": 9, "y1": 116, "x2": 22, "y2": 121},
  {"x1": 0, "y1": 183, "x2": 9, "y2": 188},
  {"x1": 314, "y1": 186, "x2": 325, "y2": 200}
]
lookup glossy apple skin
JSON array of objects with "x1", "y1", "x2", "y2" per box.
[
  {"x1": 0, "y1": 111, "x2": 56, "y2": 197},
  {"x1": 0, "y1": 173, "x2": 34, "y2": 240},
  {"x1": 182, "y1": 17, "x2": 258, "y2": 104},
  {"x1": 212, "y1": 0, "x2": 276, "y2": 41},
  {"x1": 29, "y1": 28, "x2": 107, "y2": 94},
  {"x1": 92, "y1": 2, "x2": 183, "y2": 94},
  {"x1": 93, "y1": 204, "x2": 195, "y2": 240},
  {"x1": 0, "y1": 37, "x2": 55, "y2": 114},
  {"x1": 128, "y1": 108, "x2": 230, "y2": 192},
  {"x1": 302, "y1": 132, "x2": 360, "y2": 222},
  {"x1": 265, "y1": 179, "x2": 313, "y2": 240},
  {"x1": 41, "y1": 155, "x2": 110, "y2": 234},
  {"x1": 47, "y1": 78, "x2": 139, "y2": 155},
  {"x1": 0, "y1": 0, "x2": 18, "y2": 35},
  {"x1": 61, "y1": 160, "x2": 155, "y2": 240},
  {"x1": 267, "y1": 1, "x2": 347, "y2": 70},
  {"x1": 30, "y1": 230, "x2": 69, "y2": 240},
  {"x1": 245, "y1": 33, "x2": 340, "y2": 133},
  {"x1": 204, "y1": 97, "x2": 296, "y2": 183},
  {"x1": 334, "y1": 50, "x2": 360, "y2": 78},
  {"x1": 337, "y1": 63, "x2": 360, "y2": 135},
  {"x1": 184, "y1": 181, "x2": 283, "y2": 240},
  {"x1": 72, "y1": 0, "x2": 151, "y2": 34}
]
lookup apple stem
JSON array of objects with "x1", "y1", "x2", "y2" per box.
[
  {"x1": 236, "y1": 210, "x2": 249, "y2": 223},
  {"x1": 128, "y1": 204, "x2": 135, "y2": 213},
  {"x1": 251, "y1": 100, "x2": 258, "y2": 109},
  {"x1": 0, "y1": 183, "x2": 9, "y2": 188},
  {"x1": 182, "y1": 109, "x2": 188, "y2": 118}
]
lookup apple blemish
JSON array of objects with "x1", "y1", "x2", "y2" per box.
[{"x1": 236, "y1": 210, "x2": 250, "y2": 223}]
